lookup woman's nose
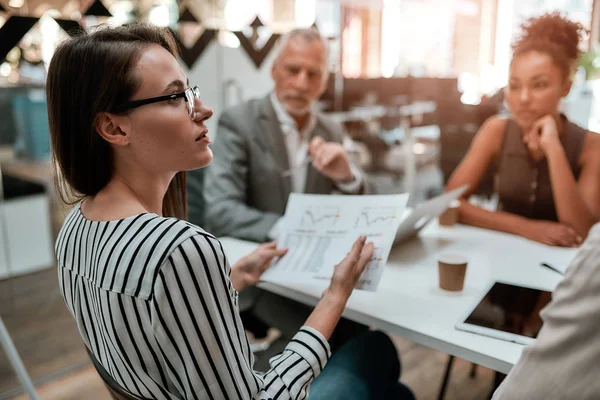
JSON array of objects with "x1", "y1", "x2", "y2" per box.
[
  {"x1": 519, "y1": 88, "x2": 531, "y2": 103},
  {"x1": 193, "y1": 98, "x2": 213, "y2": 121}
]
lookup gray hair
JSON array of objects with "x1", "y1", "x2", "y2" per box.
[{"x1": 275, "y1": 27, "x2": 329, "y2": 66}]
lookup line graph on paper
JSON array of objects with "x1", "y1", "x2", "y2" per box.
[
  {"x1": 354, "y1": 207, "x2": 398, "y2": 228},
  {"x1": 301, "y1": 206, "x2": 341, "y2": 228}
]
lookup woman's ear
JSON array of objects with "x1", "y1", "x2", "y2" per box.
[{"x1": 95, "y1": 112, "x2": 131, "y2": 146}]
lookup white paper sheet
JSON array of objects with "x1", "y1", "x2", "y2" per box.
[
  {"x1": 530, "y1": 242, "x2": 578, "y2": 275},
  {"x1": 262, "y1": 193, "x2": 409, "y2": 291}
]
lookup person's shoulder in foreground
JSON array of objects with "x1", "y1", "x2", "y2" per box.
[{"x1": 493, "y1": 223, "x2": 600, "y2": 399}]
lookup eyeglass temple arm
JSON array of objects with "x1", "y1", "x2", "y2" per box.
[{"x1": 113, "y1": 92, "x2": 186, "y2": 113}]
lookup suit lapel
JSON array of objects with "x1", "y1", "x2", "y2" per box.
[{"x1": 257, "y1": 96, "x2": 292, "y2": 200}]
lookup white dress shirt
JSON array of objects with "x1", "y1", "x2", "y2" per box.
[
  {"x1": 268, "y1": 93, "x2": 363, "y2": 239},
  {"x1": 270, "y1": 92, "x2": 363, "y2": 194}
]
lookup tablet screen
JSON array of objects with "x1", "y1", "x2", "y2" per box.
[{"x1": 463, "y1": 282, "x2": 552, "y2": 339}]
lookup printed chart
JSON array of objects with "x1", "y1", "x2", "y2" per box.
[
  {"x1": 301, "y1": 207, "x2": 341, "y2": 228},
  {"x1": 263, "y1": 193, "x2": 409, "y2": 291},
  {"x1": 355, "y1": 207, "x2": 398, "y2": 229},
  {"x1": 276, "y1": 234, "x2": 333, "y2": 274}
]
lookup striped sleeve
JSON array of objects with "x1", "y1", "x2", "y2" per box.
[{"x1": 150, "y1": 234, "x2": 330, "y2": 399}]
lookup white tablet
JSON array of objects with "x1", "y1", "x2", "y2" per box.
[{"x1": 455, "y1": 281, "x2": 553, "y2": 345}]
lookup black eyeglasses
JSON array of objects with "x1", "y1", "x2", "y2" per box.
[{"x1": 113, "y1": 86, "x2": 201, "y2": 119}]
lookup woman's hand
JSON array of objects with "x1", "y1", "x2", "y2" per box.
[
  {"x1": 521, "y1": 220, "x2": 582, "y2": 247},
  {"x1": 322, "y1": 236, "x2": 374, "y2": 302},
  {"x1": 231, "y1": 242, "x2": 288, "y2": 291},
  {"x1": 304, "y1": 236, "x2": 374, "y2": 340},
  {"x1": 523, "y1": 115, "x2": 562, "y2": 160}
]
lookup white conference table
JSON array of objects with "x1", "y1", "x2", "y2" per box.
[{"x1": 220, "y1": 221, "x2": 578, "y2": 375}]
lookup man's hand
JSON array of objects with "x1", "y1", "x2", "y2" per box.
[
  {"x1": 231, "y1": 242, "x2": 288, "y2": 291},
  {"x1": 309, "y1": 136, "x2": 354, "y2": 183}
]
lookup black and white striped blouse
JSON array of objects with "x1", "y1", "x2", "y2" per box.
[{"x1": 56, "y1": 203, "x2": 331, "y2": 399}]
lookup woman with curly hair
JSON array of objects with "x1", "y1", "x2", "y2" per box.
[{"x1": 446, "y1": 12, "x2": 600, "y2": 246}]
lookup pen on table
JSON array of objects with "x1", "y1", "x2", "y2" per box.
[{"x1": 540, "y1": 262, "x2": 564, "y2": 276}]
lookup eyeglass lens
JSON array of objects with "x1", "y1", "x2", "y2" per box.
[{"x1": 185, "y1": 87, "x2": 201, "y2": 118}]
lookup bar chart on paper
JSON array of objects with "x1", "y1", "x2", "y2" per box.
[
  {"x1": 353, "y1": 246, "x2": 385, "y2": 289},
  {"x1": 276, "y1": 234, "x2": 333, "y2": 274}
]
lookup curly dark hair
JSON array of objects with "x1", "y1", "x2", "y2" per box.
[{"x1": 511, "y1": 12, "x2": 587, "y2": 79}]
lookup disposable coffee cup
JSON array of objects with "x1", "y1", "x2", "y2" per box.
[
  {"x1": 438, "y1": 200, "x2": 460, "y2": 226},
  {"x1": 438, "y1": 254, "x2": 468, "y2": 292}
]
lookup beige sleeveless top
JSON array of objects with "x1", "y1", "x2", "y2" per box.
[{"x1": 495, "y1": 116, "x2": 586, "y2": 221}]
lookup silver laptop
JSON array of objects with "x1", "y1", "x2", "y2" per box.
[{"x1": 394, "y1": 185, "x2": 469, "y2": 244}]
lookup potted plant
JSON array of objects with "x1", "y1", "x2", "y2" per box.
[{"x1": 579, "y1": 45, "x2": 600, "y2": 81}]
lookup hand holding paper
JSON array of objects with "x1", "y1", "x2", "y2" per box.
[
  {"x1": 231, "y1": 242, "x2": 288, "y2": 291},
  {"x1": 262, "y1": 193, "x2": 408, "y2": 291},
  {"x1": 324, "y1": 235, "x2": 374, "y2": 299}
]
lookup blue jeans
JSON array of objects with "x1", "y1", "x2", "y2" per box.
[{"x1": 309, "y1": 330, "x2": 415, "y2": 400}]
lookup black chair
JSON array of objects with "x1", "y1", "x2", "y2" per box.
[
  {"x1": 437, "y1": 355, "x2": 505, "y2": 400},
  {"x1": 438, "y1": 122, "x2": 496, "y2": 198},
  {"x1": 85, "y1": 347, "x2": 146, "y2": 400}
]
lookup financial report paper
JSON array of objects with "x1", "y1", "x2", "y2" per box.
[{"x1": 262, "y1": 193, "x2": 409, "y2": 291}]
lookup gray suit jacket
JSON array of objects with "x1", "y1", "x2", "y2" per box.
[
  {"x1": 203, "y1": 95, "x2": 374, "y2": 242},
  {"x1": 493, "y1": 223, "x2": 600, "y2": 399}
]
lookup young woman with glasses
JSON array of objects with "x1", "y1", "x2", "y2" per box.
[{"x1": 46, "y1": 22, "x2": 414, "y2": 399}]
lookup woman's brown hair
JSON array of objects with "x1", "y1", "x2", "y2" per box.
[
  {"x1": 46, "y1": 22, "x2": 187, "y2": 219},
  {"x1": 512, "y1": 12, "x2": 587, "y2": 80}
]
